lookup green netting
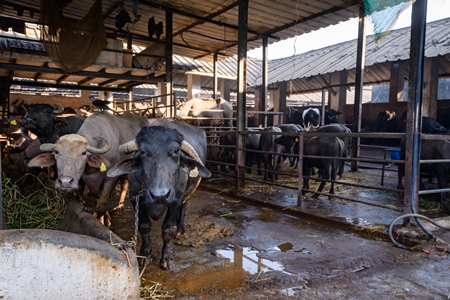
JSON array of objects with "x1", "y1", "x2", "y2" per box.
[{"x1": 364, "y1": 0, "x2": 414, "y2": 41}]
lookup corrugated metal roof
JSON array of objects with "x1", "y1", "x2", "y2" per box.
[
  {"x1": 256, "y1": 17, "x2": 450, "y2": 91},
  {"x1": 1, "y1": 0, "x2": 360, "y2": 63}
]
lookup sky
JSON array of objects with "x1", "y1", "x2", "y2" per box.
[{"x1": 247, "y1": 0, "x2": 450, "y2": 60}]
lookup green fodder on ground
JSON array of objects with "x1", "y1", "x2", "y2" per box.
[{"x1": 2, "y1": 174, "x2": 66, "y2": 229}]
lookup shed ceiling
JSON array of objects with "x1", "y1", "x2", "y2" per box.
[{"x1": 2, "y1": 0, "x2": 360, "y2": 62}]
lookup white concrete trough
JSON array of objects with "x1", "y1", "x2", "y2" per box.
[{"x1": 0, "y1": 199, "x2": 140, "y2": 299}]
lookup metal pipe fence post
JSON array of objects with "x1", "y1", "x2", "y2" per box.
[{"x1": 297, "y1": 131, "x2": 304, "y2": 206}]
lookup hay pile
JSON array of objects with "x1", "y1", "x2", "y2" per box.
[{"x1": 2, "y1": 174, "x2": 66, "y2": 229}]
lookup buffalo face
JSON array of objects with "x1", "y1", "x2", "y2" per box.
[
  {"x1": 20, "y1": 103, "x2": 65, "y2": 140},
  {"x1": 28, "y1": 134, "x2": 110, "y2": 190},
  {"x1": 108, "y1": 126, "x2": 210, "y2": 207}
]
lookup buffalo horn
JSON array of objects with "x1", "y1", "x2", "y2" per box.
[
  {"x1": 51, "y1": 102, "x2": 64, "y2": 114},
  {"x1": 180, "y1": 140, "x2": 202, "y2": 163},
  {"x1": 86, "y1": 138, "x2": 110, "y2": 154},
  {"x1": 119, "y1": 139, "x2": 138, "y2": 153},
  {"x1": 40, "y1": 143, "x2": 56, "y2": 152},
  {"x1": 20, "y1": 127, "x2": 32, "y2": 140}
]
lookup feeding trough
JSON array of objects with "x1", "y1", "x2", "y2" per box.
[{"x1": 0, "y1": 198, "x2": 140, "y2": 299}]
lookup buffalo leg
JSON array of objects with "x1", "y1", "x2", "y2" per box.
[
  {"x1": 137, "y1": 204, "x2": 153, "y2": 266},
  {"x1": 435, "y1": 165, "x2": 448, "y2": 206},
  {"x1": 113, "y1": 176, "x2": 128, "y2": 212},
  {"x1": 176, "y1": 201, "x2": 188, "y2": 237},
  {"x1": 314, "y1": 163, "x2": 330, "y2": 198},
  {"x1": 397, "y1": 162, "x2": 404, "y2": 190},
  {"x1": 160, "y1": 203, "x2": 180, "y2": 270},
  {"x1": 302, "y1": 166, "x2": 311, "y2": 190},
  {"x1": 329, "y1": 160, "x2": 338, "y2": 194}
]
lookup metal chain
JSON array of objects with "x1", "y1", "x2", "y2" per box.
[
  {"x1": 130, "y1": 184, "x2": 145, "y2": 253},
  {"x1": 133, "y1": 193, "x2": 140, "y2": 250}
]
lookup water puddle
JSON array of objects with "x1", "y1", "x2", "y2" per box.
[
  {"x1": 167, "y1": 247, "x2": 288, "y2": 292},
  {"x1": 275, "y1": 242, "x2": 293, "y2": 252},
  {"x1": 216, "y1": 246, "x2": 286, "y2": 274}
]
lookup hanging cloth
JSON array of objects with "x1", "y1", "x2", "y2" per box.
[{"x1": 40, "y1": 0, "x2": 107, "y2": 73}]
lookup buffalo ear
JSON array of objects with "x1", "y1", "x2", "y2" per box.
[
  {"x1": 28, "y1": 153, "x2": 55, "y2": 168},
  {"x1": 107, "y1": 157, "x2": 141, "y2": 177},
  {"x1": 55, "y1": 119, "x2": 69, "y2": 129},
  {"x1": 86, "y1": 155, "x2": 111, "y2": 169},
  {"x1": 180, "y1": 155, "x2": 211, "y2": 178}
]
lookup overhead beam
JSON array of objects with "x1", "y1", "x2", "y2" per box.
[
  {"x1": 56, "y1": 74, "x2": 70, "y2": 83},
  {"x1": 33, "y1": 62, "x2": 49, "y2": 81},
  {"x1": 0, "y1": 63, "x2": 165, "y2": 83},
  {"x1": 139, "y1": 0, "x2": 280, "y2": 41},
  {"x1": 98, "y1": 78, "x2": 120, "y2": 87},
  {"x1": 3, "y1": 78, "x2": 128, "y2": 92}
]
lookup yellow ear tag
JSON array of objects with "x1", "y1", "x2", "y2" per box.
[
  {"x1": 295, "y1": 137, "x2": 299, "y2": 142},
  {"x1": 189, "y1": 167, "x2": 199, "y2": 178},
  {"x1": 10, "y1": 119, "x2": 17, "y2": 126},
  {"x1": 100, "y1": 163, "x2": 107, "y2": 172}
]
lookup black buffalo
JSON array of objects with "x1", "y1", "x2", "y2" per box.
[
  {"x1": 398, "y1": 139, "x2": 450, "y2": 206},
  {"x1": 375, "y1": 110, "x2": 401, "y2": 146},
  {"x1": 216, "y1": 129, "x2": 261, "y2": 173},
  {"x1": 106, "y1": 119, "x2": 211, "y2": 270},
  {"x1": 311, "y1": 124, "x2": 351, "y2": 178},
  {"x1": 288, "y1": 110, "x2": 303, "y2": 125},
  {"x1": 421, "y1": 117, "x2": 448, "y2": 134},
  {"x1": 274, "y1": 123, "x2": 304, "y2": 168},
  {"x1": 288, "y1": 108, "x2": 320, "y2": 131},
  {"x1": 400, "y1": 111, "x2": 448, "y2": 134},
  {"x1": 302, "y1": 108, "x2": 321, "y2": 131},
  {"x1": 20, "y1": 102, "x2": 86, "y2": 144},
  {"x1": 324, "y1": 109, "x2": 341, "y2": 125},
  {"x1": 259, "y1": 126, "x2": 284, "y2": 181},
  {"x1": 303, "y1": 136, "x2": 345, "y2": 197},
  {"x1": 437, "y1": 107, "x2": 450, "y2": 130}
]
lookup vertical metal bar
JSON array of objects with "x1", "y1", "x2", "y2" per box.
[
  {"x1": 236, "y1": 0, "x2": 248, "y2": 188},
  {"x1": 0, "y1": 153, "x2": 3, "y2": 229},
  {"x1": 297, "y1": 131, "x2": 304, "y2": 206},
  {"x1": 381, "y1": 149, "x2": 387, "y2": 186},
  {"x1": 213, "y1": 52, "x2": 218, "y2": 99},
  {"x1": 165, "y1": 10, "x2": 173, "y2": 109},
  {"x1": 351, "y1": 5, "x2": 366, "y2": 171},
  {"x1": 321, "y1": 88, "x2": 326, "y2": 125},
  {"x1": 405, "y1": 0, "x2": 427, "y2": 220},
  {"x1": 260, "y1": 35, "x2": 268, "y2": 127}
]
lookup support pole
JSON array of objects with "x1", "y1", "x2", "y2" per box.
[
  {"x1": 166, "y1": 10, "x2": 173, "y2": 110},
  {"x1": 213, "y1": 52, "x2": 218, "y2": 99},
  {"x1": 404, "y1": 0, "x2": 428, "y2": 221},
  {"x1": 236, "y1": 0, "x2": 248, "y2": 188},
  {"x1": 260, "y1": 35, "x2": 269, "y2": 127},
  {"x1": 351, "y1": 5, "x2": 366, "y2": 171}
]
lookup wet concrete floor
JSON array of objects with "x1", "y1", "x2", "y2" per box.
[{"x1": 110, "y1": 178, "x2": 450, "y2": 299}]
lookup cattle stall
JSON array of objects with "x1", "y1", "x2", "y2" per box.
[
  {"x1": 112, "y1": 93, "x2": 178, "y2": 118},
  {"x1": 204, "y1": 128, "x2": 450, "y2": 225}
]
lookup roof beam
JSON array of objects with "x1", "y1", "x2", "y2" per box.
[
  {"x1": 139, "y1": 0, "x2": 280, "y2": 41},
  {"x1": 33, "y1": 62, "x2": 49, "y2": 81},
  {"x1": 3, "y1": 78, "x2": 128, "y2": 92},
  {"x1": 56, "y1": 74, "x2": 70, "y2": 83},
  {"x1": 0, "y1": 63, "x2": 165, "y2": 83}
]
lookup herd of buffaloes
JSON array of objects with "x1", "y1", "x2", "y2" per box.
[{"x1": 3, "y1": 99, "x2": 450, "y2": 269}]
